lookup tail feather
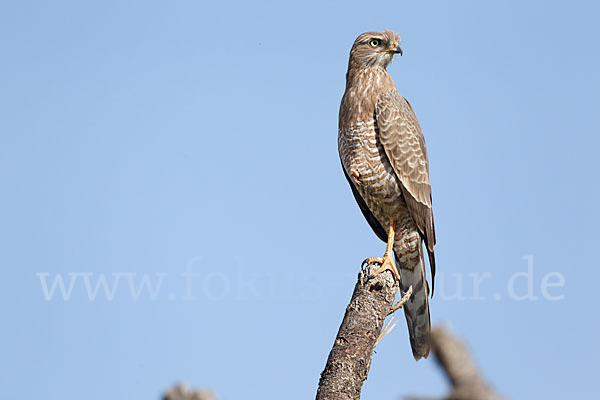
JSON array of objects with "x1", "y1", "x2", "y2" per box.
[{"x1": 395, "y1": 250, "x2": 431, "y2": 360}]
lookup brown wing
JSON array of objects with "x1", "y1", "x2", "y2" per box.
[{"x1": 375, "y1": 90, "x2": 437, "y2": 289}]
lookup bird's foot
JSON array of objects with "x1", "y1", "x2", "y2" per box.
[
  {"x1": 364, "y1": 254, "x2": 400, "y2": 280},
  {"x1": 362, "y1": 217, "x2": 399, "y2": 280}
]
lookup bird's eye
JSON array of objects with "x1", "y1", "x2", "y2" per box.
[{"x1": 369, "y1": 39, "x2": 381, "y2": 47}]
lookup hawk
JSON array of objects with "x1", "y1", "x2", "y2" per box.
[{"x1": 338, "y1": 31, "x2": 436, "y2": 360}]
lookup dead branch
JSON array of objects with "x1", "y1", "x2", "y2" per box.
[
  {"x1": 316, "y1": 262, "x2": 400, "y2": 400},
  {"x1": 429, "y1": 326, "x2": 503, "y2": 400}
]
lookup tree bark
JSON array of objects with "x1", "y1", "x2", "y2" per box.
[{"x1": 316, "y1": 263, "x2": 399, "y2": 400}]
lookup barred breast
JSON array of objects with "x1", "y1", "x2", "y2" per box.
[{"x1": 338, "y1": 120, "x2": 421, "y2": 268}]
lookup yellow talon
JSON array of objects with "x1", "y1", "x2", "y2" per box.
[{"x1": 365, "y1": 218, "x2": 400, "y2": 280}]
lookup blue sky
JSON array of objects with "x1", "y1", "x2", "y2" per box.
[{"x1": 1, "y1": 1, "x2": 599, "y2": 399}]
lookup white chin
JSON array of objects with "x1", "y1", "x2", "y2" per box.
[
  {"x1": 367, "y1": 53, "x2": 394, "y2": 68},
  {"x1": 378, "y1": 54, "x2": 394, "y2": 67}
]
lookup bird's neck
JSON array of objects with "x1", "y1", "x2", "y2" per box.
[
  {"x1": 340, "y1": 66, "x2": 396, "y2": 128},
  {"x1": 346, "y1": 65, "x2": 385, "y2": 88},
  {"x1": 345, "y1": 66, "x2": 395, "y2": 96}
]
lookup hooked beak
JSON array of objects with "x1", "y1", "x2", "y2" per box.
[{"x1": 377, "y1": 44, "x2": 403, "y2": 56}]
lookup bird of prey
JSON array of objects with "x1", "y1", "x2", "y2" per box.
[{"x1": 338, "y1": 31, "x2": 436, "y2": 360}]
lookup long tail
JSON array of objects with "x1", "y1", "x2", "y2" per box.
[{"x1": 395, "y1": 249, "x2": 431, "y2": 360}]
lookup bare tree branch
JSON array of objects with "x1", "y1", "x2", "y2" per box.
[
  {"x1": 316, "y1": 262, "x2": 400, "y2": 400},
  {"x1": 164, "y1": 280, "x2": 503, "y2": 400},
  {"x1": 388, "y1": 285, "x2": 413, "y2": 316},
  {"x1": 429, "y1": 326, "x2": 504, "y2": 400}
]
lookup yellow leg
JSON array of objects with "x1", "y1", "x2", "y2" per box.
[{"x1": 365, "y1": 219, "x2": 400, "y2": 280}]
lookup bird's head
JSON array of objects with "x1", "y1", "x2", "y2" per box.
[{"x1": 348, "y1": 31, "x2": 402, "y2": 69}]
